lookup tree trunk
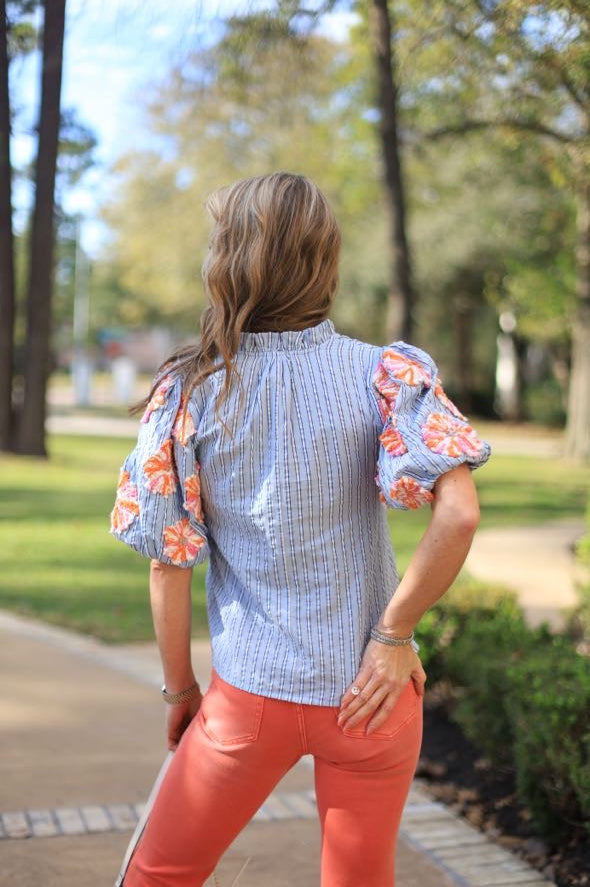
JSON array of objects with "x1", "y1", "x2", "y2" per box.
[
  {"x1": 368, "y1": 0, "x2": 415, "y2": 342},
  {"x1": 452, "y1": 292, "x2": 473, "y2": 414},
  {"x1": 17, "y1": 0, "x2": 66, "y2": 456},
  {"x1": 0, "y1": 0, "x2": 16, "y2": 451},
  {"x1": 564, "y1": 163, "x2": 590, "y2": 462}
]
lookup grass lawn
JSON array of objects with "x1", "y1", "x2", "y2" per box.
[{"x1": 1, "y1": 433, "x2": 588, "y2": 643}]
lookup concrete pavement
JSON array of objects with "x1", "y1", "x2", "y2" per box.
[
  {"x1": 466, "y1": 517, "x2": 586, "y2": 632},
  {"x1": 0, "y1": 610, "x2": 555, "y2": 887}
]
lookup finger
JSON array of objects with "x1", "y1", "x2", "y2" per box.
[
  {"x1": 366, "y1": 691, "x2": 402, "y2": 735},
  {"x1": 412, "y1": 666, "x2": 427, "y2": 696},
  {"x1": 339, "y1": 684, "x2": 390, "y2": 730},
  {"x1": 340, "y1": 668, "x2": 373, "y2": 709},
  {"x1": 338, "y1": 672, "x2": 382, "y2": 721},
  {"x1": 166, "y1": 714, "x2": 185, "y2": 750}
]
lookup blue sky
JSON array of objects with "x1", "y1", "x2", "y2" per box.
[{"x1": 12, "y1": 0, "x2": 356, "y2": 255}]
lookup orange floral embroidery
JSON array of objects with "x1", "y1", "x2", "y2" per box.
[
  {"x1": 373, "y1": 361, "x2": 400, "y2": 405},
  {"x1": 389, "y1": 476, "x2": 434, "y2": 509},
  {"x1": 141, "y1": 375, "x2": 175, "y2": 424},
  {"x1": 422, "y1": 412, "x2": 485, "y2": 459},
  {"x1": 183, "y1": 471, "x2": 204, "y2": 523},
  {"x1": 172, "y1": 394, "x2": 196, "y2": 447},
  {"x1": 379, "y1": 419, "x2": 408, "y2": 456},
  {"x1": 110, "y1": 469, "x2": 140, "y2": 533},
  {"x1": 435, "y1": 377, "x2": 467, "y2": 421},
  {"x1": 381, "y1": 349, "x2": 431, "y2": 387},
  {"x1": 374, "y1": 473, "x2": 385, "y2": 503},
  {"x1": 163, "y1": 518, "x2": 207, "y2": 565},
  {"x1": 143, "y1": 439, "x2": 178, "y2": 496}
]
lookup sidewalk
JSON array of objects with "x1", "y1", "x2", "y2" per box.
[
  {"x1": 0, "y1": 611, "x2": 554, "y2": 887},
  {"x1": 466, "y1": 517, "x2": 586, "y2": 631}
]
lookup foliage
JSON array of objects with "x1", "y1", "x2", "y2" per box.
[
  {"x1": 94, "y1": 3, "x2": 586, "y2": 421},
  {"x1": 100, "y1": 16, "x2": 385, "y2": 336},
  {"x1": 414, "y1": 582, "x2": 529, "y2": 727},
  {"x1": 566, "y1": 491, "x2": 590, "y2": 639},
  {"x1": 524, "y1": 378, "x2": 567, "y2": 427},
  {"x1": 505, "y1": 637, "x2": 590, "y2": 837},
  {"x1": 444, "y1": 604, "x2": 546, "y2": 763},
  {"x1": 6, "y1": 0, "x2": 38, "y2": 59},
  {"x1": 416, "y1": 584, "x2": 590, "y2": 840}
]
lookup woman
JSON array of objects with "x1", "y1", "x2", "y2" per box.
[{"x1": 110, "y1": 171, "x2": 491, "y2": 886}]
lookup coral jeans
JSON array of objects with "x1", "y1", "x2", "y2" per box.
[{"x1": 121, "y1": 668, "x2": 423, "y2": 887}]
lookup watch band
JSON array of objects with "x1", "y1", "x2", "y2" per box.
[{"x1": 160, "y1": 681, "x2": 200, "y2": 705}]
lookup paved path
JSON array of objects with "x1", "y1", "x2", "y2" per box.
[
  {"x1": 0, "y1": 610, "x2": 554, "y2": 887},
  {"x1": 466, "y1": 518, "x2": 586, "y2": 631}
]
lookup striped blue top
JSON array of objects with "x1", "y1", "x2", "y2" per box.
[{"x1": 110, "y1": 318, "x2": 491, "y2": 705}]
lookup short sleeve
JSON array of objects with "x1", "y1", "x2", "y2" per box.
[
  {"x1": 371, "y1": 341, "x2": 491, "y2": 510},
  {"x1": 109, "y1": 372, "x2": 210, "y2": 567}
]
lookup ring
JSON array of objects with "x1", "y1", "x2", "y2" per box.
[{"x1": 351, "y1": 686, "x2": 361, "y2": 696}]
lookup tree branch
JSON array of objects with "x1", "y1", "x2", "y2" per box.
[{"x1": 421, "y1": 117, "x2": 578, "y2": 145}]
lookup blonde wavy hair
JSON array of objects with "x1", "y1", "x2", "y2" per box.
[{"x1": 132, "y1": 172, "x2": 341, "y2": 435}]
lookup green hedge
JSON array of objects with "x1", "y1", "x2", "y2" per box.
[
  {"x1": 415, "y1": 582, "x2": 590, "y2": 841},
  {"x1": 569, "y1": 492, "x2": 590, "y2": 639}
]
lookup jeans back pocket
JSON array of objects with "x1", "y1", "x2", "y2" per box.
[
  {"x1": 199, "y1": 669, "x2": 265, "y2": 746},
  {"x1": 342, "y1": 679, "x2": 419, "y2": 740}
]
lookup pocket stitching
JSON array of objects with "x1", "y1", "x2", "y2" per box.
[
  {"x1": 200, "y1": 688, "x2": 265, "y2": 746},
  {"x1": 341, "y1": 683, "x2": 419, "y2": 739}
]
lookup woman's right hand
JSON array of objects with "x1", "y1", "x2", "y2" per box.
[
  {"x1": 165, "y1": 691, "x2": 203, "y2": 751},
  {"x1": 337, "y1": 640, "x2": 426, "y2": 736}
]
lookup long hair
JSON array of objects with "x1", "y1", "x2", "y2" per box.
[{"x1": 131, "y1": 172, "x2": 341, "y2": 436}]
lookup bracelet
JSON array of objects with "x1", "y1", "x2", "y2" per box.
[
  {"x1": 161, "y1": 681, "x2": 200, "y2": 705},
  {"x1": 370, "y1": 627, "x2": 417, "y2": 648},
  {"x1": 371, "y1": 629, "x2": 420, "y2": 653}
]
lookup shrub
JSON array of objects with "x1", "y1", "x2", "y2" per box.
[
  {"x1": 505, "y1": 636, "x2": 590, "y2": 837},
  {"x1": 412, "y1": 606, "x2": 453, "y2": 686},
  {"x1": 567, "y1": 493, "x2": 590, "y2": 640},
  {"x1": 524, "y1": 378, "x2": 566, "y2": 427},
  {"x1": 415, "y1": 579, "x2": 527, "y2": 716},
  {"x1": 418, "y1": 578, "x2": 590, "y2": 843},
  {"x1": 442, "y1": 599, "x2": 540, "y2": 763}
]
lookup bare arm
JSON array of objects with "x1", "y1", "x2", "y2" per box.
[
  {"x1": 338, "y1": 463, "x2": 480, "y2": 733},
  {"x1": 378, "y1": 462, "x2": 480, "y2": 634},
  {"x1": 150, "y1": 560, "x2": 203, "y2": 750}
]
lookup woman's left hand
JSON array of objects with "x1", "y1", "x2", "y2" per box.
[
  {"x1": 338, "y1": 640, "x2": 426, "y2": 735},
  {"x1": 165, "y1": 691, "x2": 203, "y2": 751}
]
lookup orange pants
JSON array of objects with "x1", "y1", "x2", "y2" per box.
[{"x1": 122, "y1": 669, "x2": 423, "y2": 886}]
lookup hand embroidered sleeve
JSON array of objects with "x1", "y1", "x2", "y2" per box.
[
  {"x1": 372, "y1": 342, "x2": 491, "y2": 510},
  {"x1": 110, "y1": 373, "x2": 210, "y2": 567}
]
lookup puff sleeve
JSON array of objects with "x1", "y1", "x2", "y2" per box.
[
  {"x1": 371, "y1": 341, "x2": 491, "y2": 510},
  {"x1": 109, "y1": 372, "x2": 210, "y2": 566}
]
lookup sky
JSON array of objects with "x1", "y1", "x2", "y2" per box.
[{"x1": 12, "y1": 0, "x2": 357, "y2": 255}]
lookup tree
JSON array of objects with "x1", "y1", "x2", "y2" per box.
[
  {"x1": 0, "y1": 0, "x2": 16, "y2": 450},
  {"x1": 0, "y1": 0, "x2": 38, "y2": 450},
  {"x1": 407, "y1": 0, "x2": 590, "y2": 458},
  {"x1": 100, "y1": 15, "x2": 386, "y2": 337},
  {"x1": 368, "y1": 0, "x2": 415, "y2": 340},
  {"x1": 17, "y1": 0, "x2": 66, "y2": 456}
]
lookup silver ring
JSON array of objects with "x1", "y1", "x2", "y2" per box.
[{"x1": 351, "y1": 685, "x2": 361, "y2": 696}]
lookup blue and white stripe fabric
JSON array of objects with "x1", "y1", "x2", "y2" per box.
[{"x1": 110, "y1": 318, "x2": 491, "y2": 705}]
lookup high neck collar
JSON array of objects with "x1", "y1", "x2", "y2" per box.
[{"x1": 238, "y1": 318, "x2": 336, "y2": 352}]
